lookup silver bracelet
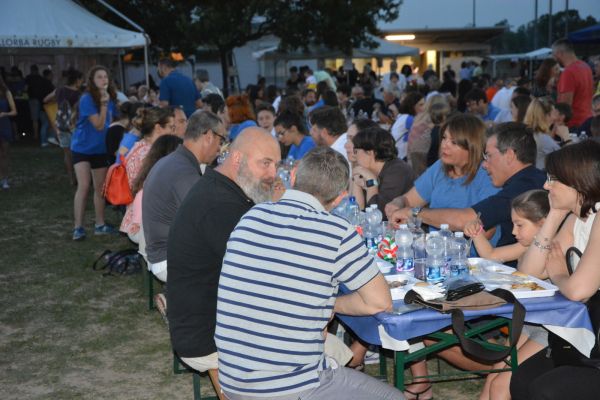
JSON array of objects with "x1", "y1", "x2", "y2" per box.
[{"x1": 532, "y1": 236, "x2": 552, "y2": 251}]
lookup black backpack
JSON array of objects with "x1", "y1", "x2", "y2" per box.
[
  {"x1": 55, "y1": 90, "x2": 74, "y2": 132},
  {"x1": 92, "y1": 249, "x2": 143, "y2": 276}
]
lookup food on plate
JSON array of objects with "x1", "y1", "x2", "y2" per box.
[
  {"x1": 511, "y1": 281, "x2": 544, "y2": 291},
  {"x1": 388, "y1": 280, "x2": 407, "y2": 288},
  {"x1": 511, "y1": 271, "x2": 529, "y2": 278},
  {"x1": 414, "y1": 282, "x2": 430, "y2": 287}
]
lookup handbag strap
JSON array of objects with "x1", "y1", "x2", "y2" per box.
[
  {"x1": 92, "y1": 249, "x2": 113, "y2": 270},
  {"x1": 450, "y1": 288, "x2": 525, "y2": 364},
  {"x1": 565, "y1": 246, "x2": 582, "y2": 275}
]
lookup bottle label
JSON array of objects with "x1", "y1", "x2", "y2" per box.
[
  {"x1": 396, "y1": 257, "x2": 414, "y2": 273},
  {"x1": 426, "y1": 264, "x2": 443, "y2": 282}
]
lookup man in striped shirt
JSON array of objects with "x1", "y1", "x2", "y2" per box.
[{"x1": 216, "y1": 147, "x2": 403, "y2": 399}]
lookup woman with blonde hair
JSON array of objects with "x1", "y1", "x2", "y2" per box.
[
  {"x1": 407, "y1": 94, "x2": 449, "y2": 176},
  {"x1": 523, "y1": 97, "x2": 565, "y2": 170}
]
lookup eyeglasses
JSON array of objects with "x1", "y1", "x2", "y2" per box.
[
  {"x1": 546, "y1": 174, "x2": 558, "y2": 185},
  {"x1": 482, "y1": 149, "x2": 501, "y2": 161},
  {"x1": 211, "y1": 130, "x2": 229, "y2": 146}
]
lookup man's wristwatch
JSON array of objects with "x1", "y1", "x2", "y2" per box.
[{"x1": 365, "y1": 179, "x2": 379, "y2": 188}]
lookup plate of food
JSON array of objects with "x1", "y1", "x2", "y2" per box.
[{"x1": 468, "y1": 258, "x2": 558, "y2": 298}]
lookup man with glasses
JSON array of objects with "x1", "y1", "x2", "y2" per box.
[
  {"x1": 167, "y1": 127, "x2": 280, "y2": 399},
  {"x1": 142, "y1": 111, "x2": 226, "y2": 286},
  {"x1": 392, "y1": 122, "x2": 545, "y2": 260}
]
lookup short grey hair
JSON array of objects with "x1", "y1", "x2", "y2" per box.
[
  {"x1": 294, "y1": 147, "x2": 349, "y2": 204},
  {"x1": 184, "y1": 110, "x2": 221, "y2": 140}
]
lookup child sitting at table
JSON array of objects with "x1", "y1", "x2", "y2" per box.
[{"x1": 464, "y1": 189, "x2": 549, "y2": 400}]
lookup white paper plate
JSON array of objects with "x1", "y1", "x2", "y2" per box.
[{"x1": 468, "y1": 258, "x2": 558, "y2": 298}]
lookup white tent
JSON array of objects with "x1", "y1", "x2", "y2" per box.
[
  {"x1": 0, "y1": 0, "x2": 149, "y2": 85},
  {"x1": 488, "y1": 48, "x2": 552, "y2": 77}
]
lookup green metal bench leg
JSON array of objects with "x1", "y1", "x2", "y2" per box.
[
  {"x1": 144, "y1": 267, "x2": 155, "y2": 310},
  {"x1": 379, "y1": 348, "x2": 388, "y2": 378},
  {"x1": 173, "y1": 353, "x2": 218, "y2": 399},
  {"x1": 193, "y1": 372, "x2": 201, "y2": 400}
]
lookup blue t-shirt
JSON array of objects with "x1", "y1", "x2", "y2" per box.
[
  {"x1": 415, "y1": 160, "x2": 500, "y2": 210},
  {"x1": 114, "y1": 132, "x2": 141, "y2": 164},
  {"x1": 483, "y1": 103, "x2": 501, "y2": 122},
  {"x1": 229, "y1": 120, "x2": 257, "y2": 142},
  {"x1": 71, "y1": 93, "x2": 117, "y2": 155},
  {"x1": 415, "y1": 159, "x2": 501, "y2": 248},
  {"x1": 159, "y1": 71, "x2": 200, "y2": 117},
  {"x1": 288, "y1": 135, "x2": 316, "y2": 160}
]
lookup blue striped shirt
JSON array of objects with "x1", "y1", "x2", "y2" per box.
[{"x1": 215, "y1": 190, "x2": 380, "y2": 396}]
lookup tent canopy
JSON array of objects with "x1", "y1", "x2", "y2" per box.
[
  {"x1": 568, "y1": 24, "x2": 600, "y2": 44},
  {"x1": 0, "y1": 0, "x2": 146, "y2": 52},
  {"x1": 488, "y1": 48, "x2": 552, "y2": 62}
]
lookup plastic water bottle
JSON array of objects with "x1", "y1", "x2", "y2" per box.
[
  {"x1": 395, "y1": 224, "x2": 414, "y2": 273},
  {"x1": 439, "y1": 224, "x2": 453, "y2": 278},
  {"x1": 580, "y1": 131, "x2": 588, "y2": 141},
  {"x1": 369, "y1": 205, "x2": 383, "y2": 245},
  {"x1": 363, "y1": 207, "x2": 377, "y2": 254},
  {"x1": 347, "y1": 196, "x2": 360, "y2": 226},
  {"x1": 452, "y1": 232, "x2": 469, "y2": 276},
  {"x1": 426, "y1": 233, "x2": 445, "y2": 283},
  {"x1": 331, "y1": 196, "x2": 350, "y2": 220}
]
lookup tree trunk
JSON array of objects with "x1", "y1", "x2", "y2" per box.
[{"x1": 220, "y1": 49, "x2": 229, "y2": 98}]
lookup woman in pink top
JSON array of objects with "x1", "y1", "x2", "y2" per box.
[
  {"x1": 128, "y1": 135, "x2": 182, "y2": 250},
  {"x1": 120, "y1": 107, "x2": 175, "y2": 241}
]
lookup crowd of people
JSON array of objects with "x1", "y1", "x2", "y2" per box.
[{"x1": 2, "y1": 36, "x2": 600, "y2": 399}]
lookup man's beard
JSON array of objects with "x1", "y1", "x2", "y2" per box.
[{"x1": 237, "y1": 160, "x2": 274, "y2": 204}]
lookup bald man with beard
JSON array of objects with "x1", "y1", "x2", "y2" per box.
[{"x1": 166, "y1": 127, "x2": 280, "y2": 399}]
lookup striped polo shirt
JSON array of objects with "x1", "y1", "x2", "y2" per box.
[{"x1": 215, "y1": 189, "x2": 380, "y2": 396}]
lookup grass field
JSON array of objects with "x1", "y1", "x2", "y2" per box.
[{"x1": 0, "y1": 143, "x2": 485, "y2": 399}]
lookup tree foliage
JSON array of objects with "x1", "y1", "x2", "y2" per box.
[
  {"x1": 490, "y1": 10, "x2": 598, "y2": 53},
  {"x1": 79, "y1": 0, "x2": 401, "y2": 93}
]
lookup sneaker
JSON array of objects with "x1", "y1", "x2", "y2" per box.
[
  {"x1": 94, "y1": 224, "x2": 118, "y2": 235},
  {"x1": 364, "y1": 349, "x2": 380, "y2": 365},
  {"x1": 72, "y1": 226, "x2": 86, "y2": 241},
  {"x1": 1, "y1": 179, "x2": 9, "y2": 190},
  {"x1": 47, "y1": 137, "x2": 59, "y2": 146}
]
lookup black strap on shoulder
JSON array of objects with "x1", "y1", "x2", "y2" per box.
[{"x1": 450, "y1": 288, "x2": 525, "y2": 364}]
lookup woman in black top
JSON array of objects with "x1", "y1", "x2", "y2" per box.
[{"x1": 351, "y1": 126, "x2": 414, "y2": 214}]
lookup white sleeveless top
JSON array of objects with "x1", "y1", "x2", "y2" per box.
[{"x1": 571, "y1": 202, "x2": 600, "y2": 270}]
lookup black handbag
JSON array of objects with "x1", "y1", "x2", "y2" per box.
[
  {"x1": 548, "y1": 247, "x2": 600, "y2": 369},
  {"x1": 405, "y1": 287, "x2": 525, "y2": 364}
]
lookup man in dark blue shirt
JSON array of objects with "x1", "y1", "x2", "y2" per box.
[
  {"x1": 393, "y1": 122, "x2": 546, "y2": 249},
  {"x1": 158, "y1": 58, "x2": 202, "y2": 117}
]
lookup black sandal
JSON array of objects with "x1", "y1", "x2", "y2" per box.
[{"x1": 403, "y1": 384, "x2": 433, "y2": 400}]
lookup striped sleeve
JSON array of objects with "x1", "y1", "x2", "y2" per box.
[{"x1": 333, "y1": 225, "x2": 380, "y2": 291}]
